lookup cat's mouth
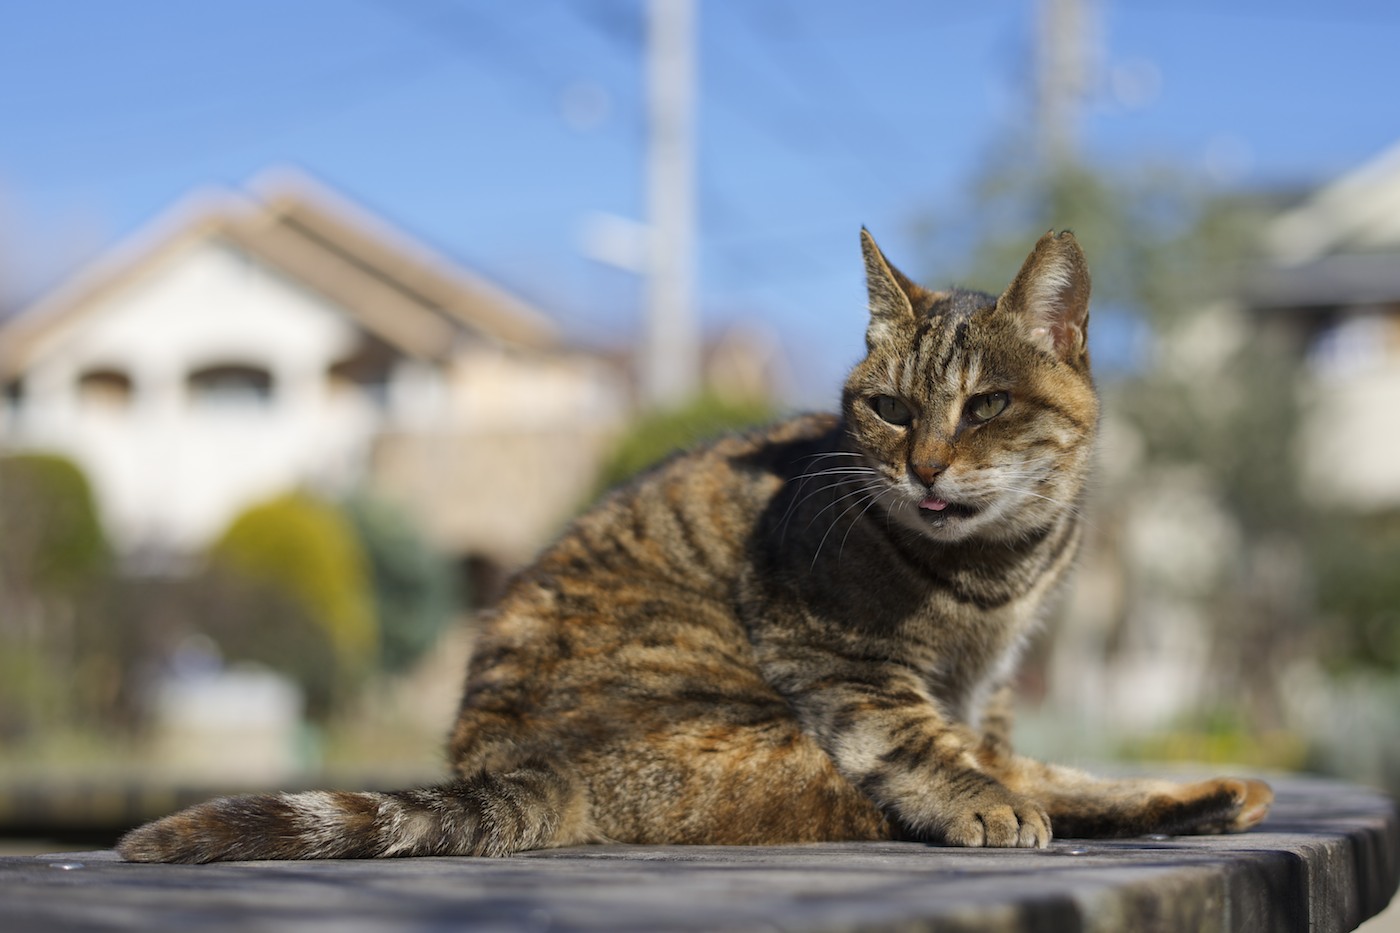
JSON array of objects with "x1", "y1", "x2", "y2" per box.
[{"x1": 916, "y1": 496, "x2": 982, "y2": 523}]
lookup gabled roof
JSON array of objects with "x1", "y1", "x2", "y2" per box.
[
  {"x1": 0, "y1": 169, "x2": 558, "y2": 381},
  {"x1": 1264, "y1": 140, "x2": 1400, "y2": 265},
  {"x1": 1244, "y1": 140, "x2": 1400, "y2": 312}
]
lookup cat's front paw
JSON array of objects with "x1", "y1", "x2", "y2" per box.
[{"x1": 937, "y1": 784, "x2": 1051, "y2": 849}]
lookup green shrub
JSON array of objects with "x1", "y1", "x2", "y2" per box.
[
  {"x1": 209, "y1": 493, "x2": 378, "y2": 687},
  {"x1": 0, "y1": 452, "x2": 109, "y2": 593},
  {"x1": 1312, "y1": 510, "x2": 1400, "y2": 673},
  {"x1": 182, "y1": 567, "x2": 344, "y2": 720},
  {"x1": 593, "y1": 393, "x2": 775, "y2": 495},
  {"x1": 0, "y1": 453, "x2": 112, "y2": 738},
  {"x1": 342, "y1": 494, "x2": 456, "y2": 674}
]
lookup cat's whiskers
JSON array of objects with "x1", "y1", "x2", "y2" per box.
[
  {"x1": 803, "y1": 478, "x2": 887, "y2": 534},
  {"x1": 783, "y1": 456, "x2": 874, "y2": 502},
  {"x1": 838, "y1": 485, "x2": 899, "y2": 564},
  {"x1": 788, "y1": 452, "x2": 868, "y2": 486},
  {"x1": 992, "y1": 479, "x2": 1081, "y2": 515},
  {"x1": 779, "y1": 467, "x2": 886, "y2": 544},
  {"x1": 811, "y1": 481, "x2": 887, "y2": 571},
  {"x1": 796, "y1": 451, "x2": 865, "y2": 463},
  {"x1": 786, "y1": 467, "x2": 883, "y2": 486},
  {"x1": 788, "y1": 470, "x2": 885, "y2": 531}
]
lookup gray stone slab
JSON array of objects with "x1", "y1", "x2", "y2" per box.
[{"x1": 0, "y1": 774, "x2": 1395, "y2": 933}]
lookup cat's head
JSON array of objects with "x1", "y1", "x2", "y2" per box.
[{"x1": 841, "y1": 230, "x2": 1098, "y2": 544}]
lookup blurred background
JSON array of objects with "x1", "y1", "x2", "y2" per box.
[{"x1": 2, "y1": 0, "x2": 1399, "y2": 869}]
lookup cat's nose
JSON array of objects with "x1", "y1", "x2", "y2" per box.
[{"x1": 911, "y1": 462, "x2": 946, "y2": 487}]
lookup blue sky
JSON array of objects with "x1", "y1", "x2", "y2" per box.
[{"x1": 3, "y1": 0, "x2": 1399, "y2": 403}]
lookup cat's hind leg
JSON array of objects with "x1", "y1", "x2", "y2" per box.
[
  {"x1": 986, "y1": 755, "x2": 1273, "y2": 840},
  {"x1": 971, "y1": 685, "x2": 1271, "y2": 839}
]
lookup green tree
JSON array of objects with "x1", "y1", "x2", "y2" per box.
[
  {"x1": 0, "y1": 453, "x2": 109, "y2": 594},
  {"x1": 593, "y1": 393, "x2": 775, "y2": 496},
  {"x1": 0, "y1": 453, "x2": 112, "y2": 737},
  {"x1": 208, "y1": 492, "x2": 378, "y2": 714},
  {"x1": 1311, "y1": 511, "x2": 1400, "y2": 674},
  {"x1": 342, "y1": 493, "x2": 456, "y2": 674}
]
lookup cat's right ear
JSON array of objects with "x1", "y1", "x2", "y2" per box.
[{"x1": 861, "y1": 228, "x2": 920, "y2": 348}]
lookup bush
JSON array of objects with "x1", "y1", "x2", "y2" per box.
[
  {"x1": 0, "y1": 452, "x2": 109, "y2": 594},
  {"x1": 208, "y1": 493, "x2": 378, "y2": 711},
  {"x1": 342, "y1": 494, "x2": 456, "y2": 674},
  {"x1": 1311, "y1": 510, "x2": 1400, "y2": 674},
  {"x1": 593, "y1": 393, "x2": 775, "y2": 495},
  {"x1": 0, "y1": 453, "x2": 113, "y2": 738}
]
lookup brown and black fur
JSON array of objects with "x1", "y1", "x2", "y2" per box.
[{"x1": 119, "y1": 230, "x2": 1272, "y2": 863}]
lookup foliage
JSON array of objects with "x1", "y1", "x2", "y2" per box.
[
  {"x1": 207, "y1": 492, "x2": 378, "y2": 711},
  {"x1": 1117, "y1": 703, "x2": 1309, "y2": 771},
  {"x1": 1311, "y1": 511, "x2": 1400, "y2": 673},
  {"x1": 0, "y1": 452, "x2": 109, "y2": 593},
  {"x1": 177, "y1": 567, "x2": 343, "y2": 720},
  {"x1": 342, "y1": 493, "x2": 456, "y2": 674},
  {"x1": 593, "y1": 393, "x2": 775, "y2": 495},
  {"x1": 0, "y1": 453, "x2": 115, "y2": 738}
]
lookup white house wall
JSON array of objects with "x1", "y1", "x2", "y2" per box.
[
  {"x1": 446, "y1": 346, "x2": 630, "y2": 431},
  {"x1": 1301, "y1": 366, "x2": 1400, "y2": 508},
  {"x1": 6, "y1": 237, "x2": 380, "y2": 556}
]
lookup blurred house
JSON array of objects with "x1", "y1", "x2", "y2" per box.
[
  {"x1": 701, "y1": 322, "x2": 792, "y2": 405},
  {"x1": 1246, "y1": 141, "x2": 1400, "y2": 509},
  {"x1": 0, "y1": 170, "x2": 630, "y2": 583}
]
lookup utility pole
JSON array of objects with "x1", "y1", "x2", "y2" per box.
[
  {"x1": 1034, "y1": 0, "x2": 1095, "y2": 168},
  {"x1": 642, "y1": 0, "x2": 699, "y2": 409}
]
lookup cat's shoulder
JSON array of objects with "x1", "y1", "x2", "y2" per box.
[
  {"x1": 703, "y1": 412, "x2": 843, "y2": 478},
  {"x1": 606, "y1": 411, "x2": 843, "y2": 506}
]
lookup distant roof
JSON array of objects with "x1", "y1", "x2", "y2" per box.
[
  {"x1": 1263, "y1": 140, "x2": 1400, "y2": 265},
  {"x1": 1244, "y1": 140, "x2": 1400, "y2": 312},
  {"x1": 1244, "y1": 251, "x2": 1400, "y2": 311},
  {"x1": 0, "y1": 168, "x2": 558, "y2": 381}
]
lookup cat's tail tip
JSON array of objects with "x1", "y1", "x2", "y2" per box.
[{"x1": 118, "y1": 763, "x2": 593, "y2": 863}]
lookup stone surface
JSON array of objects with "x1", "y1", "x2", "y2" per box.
[{"x1": 0, "y1": 774, "x2": 1395, "y2": 932}]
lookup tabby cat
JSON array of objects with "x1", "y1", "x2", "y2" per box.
[{"x1": 119, "y1": 230, "x2": 1272, "y2": 863}]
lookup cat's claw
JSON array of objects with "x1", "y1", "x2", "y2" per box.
[{"x1": 940, "y1": 788, "x2": 1051, "y2": 849}]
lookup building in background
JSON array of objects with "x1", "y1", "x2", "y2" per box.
[
  {"x1": 1245, "y1": 141, "x2": 1400, "y2": 509},
  {"x1": 0, "y1": 169, "x2": 632, "y2": 585}
]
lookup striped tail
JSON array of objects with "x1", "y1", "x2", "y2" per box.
[{"x1": 117, "y1": 762, "x2": 590, "y2": 863}]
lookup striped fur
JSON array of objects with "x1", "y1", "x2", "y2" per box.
[{"x1": 118, "y1": 230, "x2": 1271, "y2": 863}]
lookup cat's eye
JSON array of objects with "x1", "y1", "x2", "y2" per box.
[
  {"x1": 966, "y1": 391, "x2": 1010, "y2": 423},
  {"x1": 869, "y1": 394, "x2": 913, "y2": 426}
]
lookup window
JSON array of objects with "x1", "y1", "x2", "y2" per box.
[
  {"x1": 1307, "y1": 314, "x2": 1390, "y2": 379},
  {"x1": 77, "y1": 368, "x2": 134, "y2": 411},
  {"x1": 187, "y1": 364, "x2": 274, "y2": 410}
]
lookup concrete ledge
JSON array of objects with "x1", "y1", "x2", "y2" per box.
[{"x1": 1, "y1": 774, "x2": 1395, "y2": 932}]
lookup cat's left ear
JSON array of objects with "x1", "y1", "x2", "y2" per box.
[
  {"x1": 861, "y1": 228, "x2": 929, "y2": 349},
  {"x1": 999, "y1": 230, "x2": 1091, "y2": 360}
]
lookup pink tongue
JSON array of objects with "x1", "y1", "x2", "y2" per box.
[{"x1": 919, "y1": 497, "x2": 949, "y2": 512}]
